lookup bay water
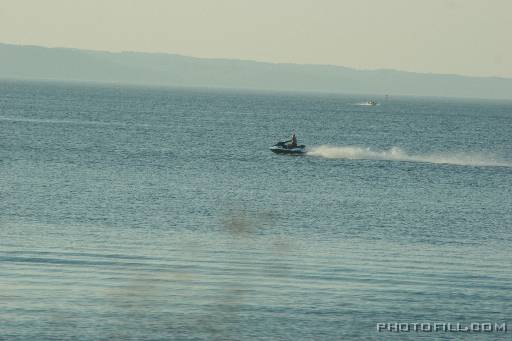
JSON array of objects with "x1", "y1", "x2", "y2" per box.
[{"x1": 1, "y1": 80, "x2": 511, "y2": 340}]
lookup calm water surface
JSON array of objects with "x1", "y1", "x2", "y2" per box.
[{"x1": 1, "y1": 80, "x2": 512, "y2": 340}]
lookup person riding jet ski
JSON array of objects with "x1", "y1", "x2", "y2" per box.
[{"x1": 270, "y1": 131, "x2": 305, "y2": 154}]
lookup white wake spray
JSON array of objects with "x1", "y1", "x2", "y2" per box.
[{"x1": 307, "y1": 145, "x2": 511, "y2": 167}]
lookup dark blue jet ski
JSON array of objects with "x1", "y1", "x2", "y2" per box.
[{"x1": 270, "y1": 141, "x2": 306, "y2": 155}]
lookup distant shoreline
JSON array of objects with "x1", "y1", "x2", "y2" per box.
[{"x1": 1, "y1": 43, "x2": 511, "y2": 100}]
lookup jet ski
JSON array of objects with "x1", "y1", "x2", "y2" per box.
[{"x1": 270, "y1": 141, "x2": 306, "y2": 155}]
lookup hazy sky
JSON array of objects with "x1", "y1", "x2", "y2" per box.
[{"x1": 1, "y1": 0, "x2": 511, "y2": 77}]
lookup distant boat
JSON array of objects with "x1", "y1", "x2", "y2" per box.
[{"x1": 355, "y1": 100, "x2": 378, "y2": 106}]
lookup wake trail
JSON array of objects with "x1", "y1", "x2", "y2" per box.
[{"x1": 307, "y1": 145, "x2": 512, "y2": 167}]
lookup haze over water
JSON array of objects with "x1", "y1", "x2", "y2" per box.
[{"x1": 1, "y1": 80, "x2": 512, "y2": 340}]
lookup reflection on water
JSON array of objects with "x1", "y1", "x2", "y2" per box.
[{"x1": 2, "y1": 219, "x2": 511, "y2": 340}]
